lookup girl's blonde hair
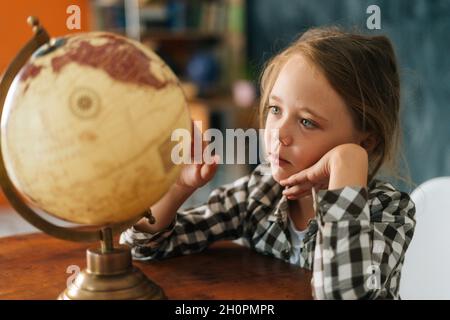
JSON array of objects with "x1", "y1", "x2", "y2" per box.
[{"x1": 259, "y1": 26, "x2": 411, "y2": 185}]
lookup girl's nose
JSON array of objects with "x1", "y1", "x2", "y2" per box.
[
  {"x1": 279, "y1": 134, "x2": 292, "y2": 146},
  {"x1": 275, "y1": 123, "x2": 292, "y2": 146},
  {"x1": 277, "y1": 121, "x2": 293, "y2": 146}
]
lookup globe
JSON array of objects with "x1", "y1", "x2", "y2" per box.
[{"x1": 1, "y1": 31, "x2": 191, "y2": 226}]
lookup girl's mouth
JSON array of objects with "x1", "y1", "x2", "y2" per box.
[{"x1": 269, "y1": 153, "x2": 290, "y2": 167}]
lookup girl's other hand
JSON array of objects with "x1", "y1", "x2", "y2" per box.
[{"x1": 174, "y1": 120, "x2": 220, "y2": 192}]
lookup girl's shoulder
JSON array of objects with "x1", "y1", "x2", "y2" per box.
[
  {"x1": 368, "y1": 178, "x2": 411, "y2": 202},
  {"x1": 367, "y1": 178, "x2": 416, "y2": 222}
]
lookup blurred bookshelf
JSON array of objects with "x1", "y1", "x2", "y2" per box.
[
  {"x1": 90, "y1": 0, "x2": 260, "y2": 208},
  {"x1": 90, "y1": 0, "x2": 248, "y2": 97}
]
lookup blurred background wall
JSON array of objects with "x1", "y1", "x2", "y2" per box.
[{"x1": 0, "y1": 0, "x2": 92, "y2": 72}]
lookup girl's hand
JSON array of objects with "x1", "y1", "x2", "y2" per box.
[
  {"x1": 174, "y1": 120, "x2": 220, "y2": 192},
  {"x1": 279, "y1": 143, "x2": 368, "y2": 199}
]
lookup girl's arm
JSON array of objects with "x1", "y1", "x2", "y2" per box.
[
  {"x1": 120, "y1": 173, "x2": 253, "y2": 261},
  {"x1": 280, "y1": 143, "x2": 416, "y2": 299},
  {"x1": 133, "y1": 183, "x2": 196, "y2": 234},
  {"x1": 311, "y1": 148, "x2": 416, "y2": 299}
]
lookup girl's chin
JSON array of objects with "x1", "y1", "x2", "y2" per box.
[{"x1": 270, "y1": 166, "x2": 292, "y2": 183}]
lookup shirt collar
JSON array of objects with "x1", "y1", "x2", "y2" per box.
[{"x1": 268, "y1": 193, "x2": 289, "y2": 224}]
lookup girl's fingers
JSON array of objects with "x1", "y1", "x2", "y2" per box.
[
  {"x1": 280, "y1": 163, "x2": 328, "y2": 187},
  {"x1": 282, "y1": 182, "x2": 313, "y2": 197},
  {"x1": 199, "y1": 155, "x2": 220, "y2": 181},
  {"x1": 285, "y1": 183, "x2": 329, "y2": 199},
  {"x1": 317, "y1": 182, "x2": 329, "y2": 190},
  {"x1": 190, "y1": 120, "x2": 204, "y2": 163},
  {"x1": 280, "y1": 170, "x2": 307, "y2": 187},
  {"x1": 203, "y1": 151, "x2": 218, "y2": 165},
  {"x1": 191, "y1": 163, "x2": 203, "y2": 182},
  {"x1": 282, "y1": 185, "x2": 300, "y2": 196},
  {"x1": 285, "y1": 188, "x2": 312, "y2": 200}
]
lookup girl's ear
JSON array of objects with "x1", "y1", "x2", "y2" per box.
[{"x1": 360, "y1": 133, "x2": 378, "y2": 154}]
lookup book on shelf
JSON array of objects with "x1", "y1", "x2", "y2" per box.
[{"x1": 92, "y1": 0, "x2": 231, "y2": 34}]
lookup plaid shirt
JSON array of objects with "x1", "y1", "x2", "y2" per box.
[{"x1": 120, "y1": 163, "x2": 416, "y2": 300}]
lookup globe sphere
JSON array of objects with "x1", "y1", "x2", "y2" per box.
[{"x1": 1, "y1": 32, "x2": 191, "y2": 225}]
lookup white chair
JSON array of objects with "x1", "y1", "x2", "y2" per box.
[{"x1": 400, "y1": 177, "x2": 450, "y2": 299}]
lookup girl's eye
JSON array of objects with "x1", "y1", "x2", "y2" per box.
[
  {"x1": 299, "y1": 118, "x2": 316, "y2": 129},
  {"x1": 268, "y1": 105, "x2": 280, "y2": 115}
]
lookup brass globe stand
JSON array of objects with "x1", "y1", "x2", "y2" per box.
[
  {"x1": 58, "y1": 228, "x2": 166, "y2": 300},
  {"x1": 0, "y1": 17, "x2": 166, "y2": 300}
]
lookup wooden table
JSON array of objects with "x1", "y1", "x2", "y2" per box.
[{"x1": 0, "y1": 233, "x2": 312, "y2": 300}]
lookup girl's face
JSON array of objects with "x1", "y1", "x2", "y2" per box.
[{"x1": 264, "y1": 54, "x2": 367, "y2": 182}]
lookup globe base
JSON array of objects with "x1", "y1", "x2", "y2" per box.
[{"x1": 58, "y1": 246, "x2": 166, "y2": 300}]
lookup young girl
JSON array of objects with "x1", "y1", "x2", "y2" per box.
[{"x1": 120, "y1": 27, "x2": 416, "y2": 300}]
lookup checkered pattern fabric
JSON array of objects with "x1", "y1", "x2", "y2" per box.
[{"x1": 120, "y1": 163, "x2": 416, "y2": 299}]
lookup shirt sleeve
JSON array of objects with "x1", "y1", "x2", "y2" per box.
[
  {"x1": 311, "y1": 185, "x2": 416, "y2": 300},
  {"x1": 119, "y1": 175, "x2": 251, "y2": 261}
]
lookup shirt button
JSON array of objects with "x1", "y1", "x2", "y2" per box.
[{"x1": 282, "y1": 249, "x2": 290, "y2": 259}]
